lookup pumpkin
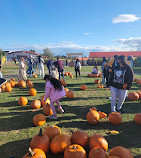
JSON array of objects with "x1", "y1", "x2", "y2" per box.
[
  {"x1": 23, "y1": 147, "x2": 46, "y2": 158},
  {"x1": 92, "y1": 74, "x2": 99, "y2": 78},
  {"x1": 87, "y1": 110, "x2": 99, "y2": 124},
  {"x1": 68, "y1": 72, "x2": 72, "y2": 75},
  {"x1": 136, "y1": 79, "x2": 141, "y2": 85},
  {"x1": 30, "y1": 128, "x2": 50, "y2": 153},
  {"x1": 10, "y1": 80, "x2": 15, "y2": 88},
  {"x1": 71, "y1": 130, "x2": 89, "y2": 147},
  {"x1": 64, "y1": 144, "x2": 87, "y2": 158},
  {"x1": 109, "y1": 146, "x2": 133, "y2": 158},
  {"x1": 64, "y1": 72, "x2": 68, "y2": 76},
  {"x1": 128, "y1": 92, "x2": 139, "y2": 101},
  {"x1": 89, "y1": 134, "x2": 108, "y2": 151},
  {"x1": 98, "y1": 111, "x2": 107, "y2": 118},
  {"x1": 50, "y1": 134, "x2": 71, "y2": 154},
  {"x1": 89, "y1": 147, "x2": 107, "y2": 158},
  {"x1": 5, "y1": 82, "x2": 11, "y2": 87},
  {"x1": 59, "y1": 79, "x2": 67, "y2": 87},
  {"x1": 43, "y1": 104, "x2": 53, "y2": 116},
  {"x1": 34, "y1": 75, "x2": 38, "y2": 78},
  {"x1": 97, "y1": 85, "x2": 104, "y2": 88},
  {"x1": 133, "y1": 78, "x2": 138, "y2": 82},
  {"x1": 136, "y1": 92, "x2": 141, "y2": 98},
  {"x1": 80, "y1": 84, "x2": 87, "y2": 90},
  {"x1": 18, "y1": 97, "x2": 28, "y2": 106},
  {"x1": 66, "y1": 90, "x2": 74, "y2": 98},
  {"x1": 64, "y1": 88, "x2": 69, "y2": 94},
  {"x1": 33, "y1": 114, "x2": 46, "y2": 126},
  {"x1": 10, "y1": 78, "x2": 15, "y2": 81},
  {"x1": 99, "y1": 73, "x2": 103, "y2": 78},
  {"x1": 41, "y1": 96, "x2": 50, "y2": 106},
  {"x1": 29, "y1": 88, "x2": 37, "y2": 96},
  {"x1": 28, "y1": 82, "x2": 34, "y2": 88},
  {"x1": 123, "y1": 83, "x2": 128, "y2": 90},
  {"x1": 108, "y1": 112, "x2": 122, "y2": 124},
  {"x1": 5, "y1": 85, "x2": 12, "y2": 92},
  {"x1": 44, "y1": 125, "x2": 61, "y2": 140},
  {"x1": 31, "y1": 99, "x2": 41, "y2": 109},
  {"x1": 70, "y1": 74, "x2": 73, "y2": 78},
  {"x1": 18, "y1": 80, "x2": 26, "y2": 87},
  {"x1": 95, "y1": 79, "x2": 100, "y2": 84},
  {"x1": 26, "y1": 79, "x2": 30, "y2": 84},
  {"x1": 15, "y1": 83, "x2": 20, "y2": 87},
  {"x1": 1, "y1": 85, "x2": 6, "y2": 91},
  {"x1": 3, "y1": 71, "x2": 7, "y2": 73},
  {"x1": 89, "y1": 107, "x2": 97, "y2": 111},
  {"x1": 134, "y1": 113, "x2": 141, "y2": 125}
]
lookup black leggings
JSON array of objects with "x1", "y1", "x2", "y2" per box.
[{"x1": 75, "y1": 68, "x2": 81, "y2": 78}]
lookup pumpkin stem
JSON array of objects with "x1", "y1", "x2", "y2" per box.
[
  {"x1": 39, "y1": 128, "x2": 43, "y2": 136},
  {"x1": 28, "y1": 147, "x2": 35, "y2": 156}
]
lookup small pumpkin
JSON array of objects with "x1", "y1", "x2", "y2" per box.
[
  {"x1": 92, "y1": 74, "x2": 99, "y2": 78},
  {"x1": 5, "y1": 82, "x2": 11, "y2": 87},
  {"x1": 134, "y1": 113, "x2": 141, "y2": 125},
  {"x1": 29, "y1": 88, "x2": 37, "y2": 96},
  {"x1": 59, "y1": 79, "x2": 67, "y2": 87},
  {"x1": 97, "y1": 85, "x2": 104, "y2": 88},
  {"x1": 33, "y1": 114, "x2": 46, "y2": 126},
  {"x1": 18, "y1": 80, "x2": 26, "y2": 87},
  {"x1": 89, "y1": 147, "x2": 107, "y2": 158},
  {"x1": 31, "y1": 99, "x2": 41, "y2": 109},
  {"x1": 87, "y1": 110, "x2": 99, "y2": 124},
  {"x1": 80, "y1": 84, "x2": 87, "y2": 90},
  {"x1": 64, "y1": 144, "x2": 87, "y2": 158},
  {"x1": 71, "y1": 130, "x2": 89, "y2": 147},
  {"x1": 22, "y1": 147, "x2": 46, "y2": 158},
  {"x1": 89, "y1": 134, "x2": 108, "y2": 151},
  {"x1": 30, "y1": 128, "x2": 50, "y2": 153},
  {"x1": 64, "y1": 88, "x2": 69, "y2": 94},
  {"x1": 64, "y1": 72, "x2": 68, "y2": 76},
  {"x1": 70, "y1": 74, "x2": 73, "y2": 78},
  {"x1": 95, "y1": 79, "x2": 100, "y2": 84},
  {"x1": 5, "y1": 85, "x2": 12, "y2": 92},
  {"x1": 41, "y1": 96, "x2": 50, "y2": 106},
  {"x1": 109, "y1": 146, "x2": 133, "y2": 158},
  {"x1": 68, "y1": 72, "x2": 72, "y2": 75},
  {"x1": 50, "y1": 134, "x2": 71, "y2": 154},
  {"x1": 108, "y1": 112, "x2": 122, "y2": 124},
  {"x1": 66, "y1": 90, "x2": 74, "y2": 98},
  {"x1": 34, "y1": 75, "x2": 38, "y2": 78},
  {"x1": 18, "y1": 97, "x2": 28, "y2": 106},
  {"x1": 128, "y1": 92, "x2": 139, "y2": 101},
  {"x1": 98, "y1": 111, "x2": 107, "y2": 118},
  {"x1": 10, "y1": 78, "x2": 15, "y2": 81},
  {"x1": 44, "y1": 125, "x2": 61, "y2": 140},
  {"x1": 10, "y1": 80, "x2": 15, "y2": 88},
  {"x1": 1, "y1": 85, "x2": 6, "y2": 91},
  {"x1": 43, "y1": 104, "x2": 53, "y2": 116}
]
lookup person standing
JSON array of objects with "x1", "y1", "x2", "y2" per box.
[
  {"x1": 101, "y1": 57, "x2": 107, "y2": 84},
  {"x1": 74, "y1": 59, "x2": 81, "y2": 79},
  {"x1": 56, "y1": 57, "x2": 64, "y2": 79},
  {"x1": 107, "y1": 55, "x2": 134, "y2": 113},
  {"x1": 19, "y1": 57, "x2": 27, "y2": 81},
  {"x1": 37, "y1": 55, "x2": 45, "y2": 78},
  {"x1": 27, "y1": 55, "x2": 34, "y2": 77},
  {"x1": 46, "y1": 59, "x2": 52, "y2": 74}
]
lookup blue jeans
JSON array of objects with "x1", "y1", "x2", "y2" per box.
[
  {"x1": 59, "y1": 69, "x2": 64, "y2": 79},
  {"x1": 110, "y1": 86, "x2": 127, "y2": 112}
]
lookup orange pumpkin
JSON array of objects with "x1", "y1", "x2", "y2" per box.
[
  {"x1": 30, "y1": 128, "x2": 50, "y2": 153},
  {"x1": 68, "y1": 72, "x2": 72, "y2": 75},
  {"x1": 18, "y1": 97, "x2": 28, "y2": 106},
  {"x1": 109, "y1": 146, "x2": 133, "y2": 158},
  {"x1": 18, "y1": 80, "x2": 26, "y2": 87},
  {"x1": 29, "y1": 88, "x2": 37, "y2": 96},
  {"x1": 64, "y1": 72, "x2": 68, "y2": 76},
  {"x1": 26, "y1": 79, "x2": 30, "y2": 84},
  {"x1": 41, "y1": 96, "x2": 50, "y2": 106},
  {"x1": 50, "y1": 134, "x2": 71, "y2": 154},
  {"x1": 136, "y1": 92, "x2": 141, "y2": 98},
  {"x1": 108, "y1": 112, "x2": 122, "y2": 124},
  {"x1": 23, "y1": 148, "x2": 46, "y2": 158},
  {"x1": 34, "y1": 75, "x2": 38, "y2": 78},
  {"x1": 89, "y1": 107, "x2": 97, "y2": 111},
  {"x1": 89, "y1": 147, "x2": 107, "y2": 158},
  {"x1": 92, "y1": 74, "x2": 99, "y2": 78},
  {"x1": 89, "y1": 134, "x2": 108, "y2": 151},
  {"x1": 31, "y1": 99, "x2": 41, "y2": 109},
  {"x1": 98, "y1": 111, "x2": 107, "y2": 118},
  {"x1": 44, "y1": 125, "x2": 61, "y2": 140},
  {"x1": 1, "y1": 85, "x2": 6, "y2": 91},
  {"x1": 59, "y1": 79, "x2": 67, "y2": 86},
  {"x1": 128, "y1": 92, "x2": 139, "y2": 101},
  {"x1": 5, "y1": 82, "x2": 11, "y2": 87},
  {"x1": 95, "y1": 79, "x2": 100, "y2": 84},
  {"x1": 10, "y1": 80, "x2": 15, "y2": 88},
  {"x1": 97, "y1": 85, "x2": 104, "y2": 88},
  {"x1": 10, "y1": 78, "x2": 15, "y2": 81},
  {"x1": 99, "y1": 73, "x2": 102, "y2": 78},
  {"x1": 70, "y1": 74, "x2": 73, "y2": 78},
  {"x1": 33, "y1": 114, "x2": 46, "y2": 126},
  {"x1": 123, "y1": 83, "x2": 128, "y2": 90},
  {"x1": 64, "y1": 88, "x2": 69, "y2": 94},
  {"x1": 5, "y1": 85, "x2": 12, "y2": 92},
  {"x1": 80, "y1": 84, "x2": 87, "y2": 90},
  {"x1": 87, "y1": 110, "x2": 100, "y2": 124},
  {"x1": 43, "y1": 104, "x2": 53, "y2": 116},
  {"x1": 71, "y1": 130, "x2": 89, "y2": 147},
  {"x1": 64, "y1": 144, "x2": 87, "y2": 158},
  {"x1": 66, "y1": 90, "x2": 74, "y2": 98},
  {"x1": 134, "y1": 113, "x2": 141, "y2": 125}
]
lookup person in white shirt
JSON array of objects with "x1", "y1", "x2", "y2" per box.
[
  {"x1": 37, "y1": 55, "x2": 45, "y2": 78},
  {"x1": 74, "y1": 59, "x2": 81, "y2": 79},
  {"x1": 18, "y1": 57, "x2": 27, "y2": 81},
  {"x1": 91, "y1": 66, "x2": 100, "y2": 74}
]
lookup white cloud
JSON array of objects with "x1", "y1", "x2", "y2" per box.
[
  {"x1": 112, "y1": 14, "x2": 141, "y2": 23},
  {"x1": 84, "y1": 33, "x2": 92, "y2": 36}
]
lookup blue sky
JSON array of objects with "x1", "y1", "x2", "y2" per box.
[{"x1": 0, "y1": 0, "x2": 141, "y2": 56}]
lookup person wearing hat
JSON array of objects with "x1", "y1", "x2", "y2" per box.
[
  {"x1": 18, "y1": 57, "x2": 27, "y2": 81},
  {"x1": 106, "y1": 55, "x2": 134, "y2": 113},
  {"x1": 27, "y1": 55, "x2": 34, "y2": 77}
]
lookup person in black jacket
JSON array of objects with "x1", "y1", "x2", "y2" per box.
[{"x1": 107, "y1": 55, "x2": 134, "y2": 113}]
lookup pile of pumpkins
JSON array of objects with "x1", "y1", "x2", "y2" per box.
[
  {"x1": 23, "y1": 126, "x2": 134, "y2": 158},
  {"x1": 128, "y1": 91, "x2": 141, "y2": 101},
  {"x1": 64, "y1": 72, "x2": 73, "y2": 78},
  {"x1": 87, "y1": 107, "x2": 141, "y2": 125},
  {"x1": 88, "y1": 73, "x2": 102, "y2": 78}
]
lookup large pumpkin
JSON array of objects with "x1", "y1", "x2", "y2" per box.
[
  {"x1": 31, "y1": 99, "x2": 41, "y2": 109},
  {"x1": 87, "y1": 110, "x2": 100, "y2": 124},
  {"x1": 134, "y1": 113, "x2": 141, "y2": 125},
  {"x1": 128, "y1": 92, "x2": 139, "y2": 101},
  {"x1": 41, "y1": 95, "x2": 50, "y2": 106},
  {"x1": 29, "y1": 88, "x2": 37, "y2": 96},
  {"x1": 89, "y1": 134, "x2": 108, "y2": 151},
  {"x1": 43, "y1": 104, "x2": 53, "y2": 116},
  {"x1": 108, "y1": 112, "x2": 122, "y2": 124},
  {"x1": 18, "y1": 97, "x2": 28, "y2": 106},
  {"x1": 10, "y1": 80, "x2": 15, "y2": 88},
  {"x1": 50, "y1": 134, "x2": 71, "y2": 154},
  {"x1": 66, "y1": 90, "x2": 74, "y2": 98},
  {"x1": 71, "y1": 130, "x2": 89, "y2": 147},
  {"x1": 80, "y1": 84, "x2": 87, "y2": 90},
  {"x1": 23, "y1": 148, "x2": 46, "y2": 158},
  {"x1": 109, "y1": 146, "x2": 133, "y2": 158},
  {"x1": 33, "y1": 114, "x2": 46, "y2": 126},
  {"x1": 98, "y1": 111, "x2": 107, "y2": 118},
  {"x1": 30, "y1": 128, "x2": 50, "y2": 153},
  {"x1": 44, "y1": 125, "x2": 61, "y2": 140},
  {"x1": 95, "y1": 79, "x2": 100, "y2": 84},
  {"x1": 89, "y1": 147, "x2": 107, "y2": 158},
  {"x1": 64, "y1": 144, "x2": 87, "y2": 158}
]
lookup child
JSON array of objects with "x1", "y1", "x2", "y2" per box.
[
  {"x1": 50, "y1": 66, "x2": 59, "y2": 79},
  {"x1": 91, "y1": 66, "x2": 100, "y2": 74},
  {"x1": 44, "y1": 75, "x2": 66, "y2": 119}
]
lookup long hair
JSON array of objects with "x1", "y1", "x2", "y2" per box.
[
  {"x1": 44, "y1": 75, "x2": 63, "y2": 91},
  {"x1": 118, "y1": 55, "x2": 127, "y2": 67},
  {"x1": 38, "y1": 55, "x2": 41, "y2": 63}
]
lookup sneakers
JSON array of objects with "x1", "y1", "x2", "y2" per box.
[
  {"x1": 49, "y1": 115, "x2": 58, "y2": 120},
  {"x1": 117, "y1": 109, "x2": 125, "y2": 114},
  {"x1": 57, "y1": 108, "x2": 64, "y2": 113}
]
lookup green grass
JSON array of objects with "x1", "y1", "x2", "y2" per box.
[
  {"x1": 0, "y1": 66, "x2": 141, "y2": 158},
  {"x1": 133, "y1": 67, "x2": 141, "y2": 74}
]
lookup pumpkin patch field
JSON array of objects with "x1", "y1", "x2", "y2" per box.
[{"x1": 0, "y1": 66, "x2": 141, "y2": 158}]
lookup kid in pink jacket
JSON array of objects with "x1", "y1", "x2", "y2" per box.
[{"x1": 44, "y1": 75, "x2": 66, "y2": 119}]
